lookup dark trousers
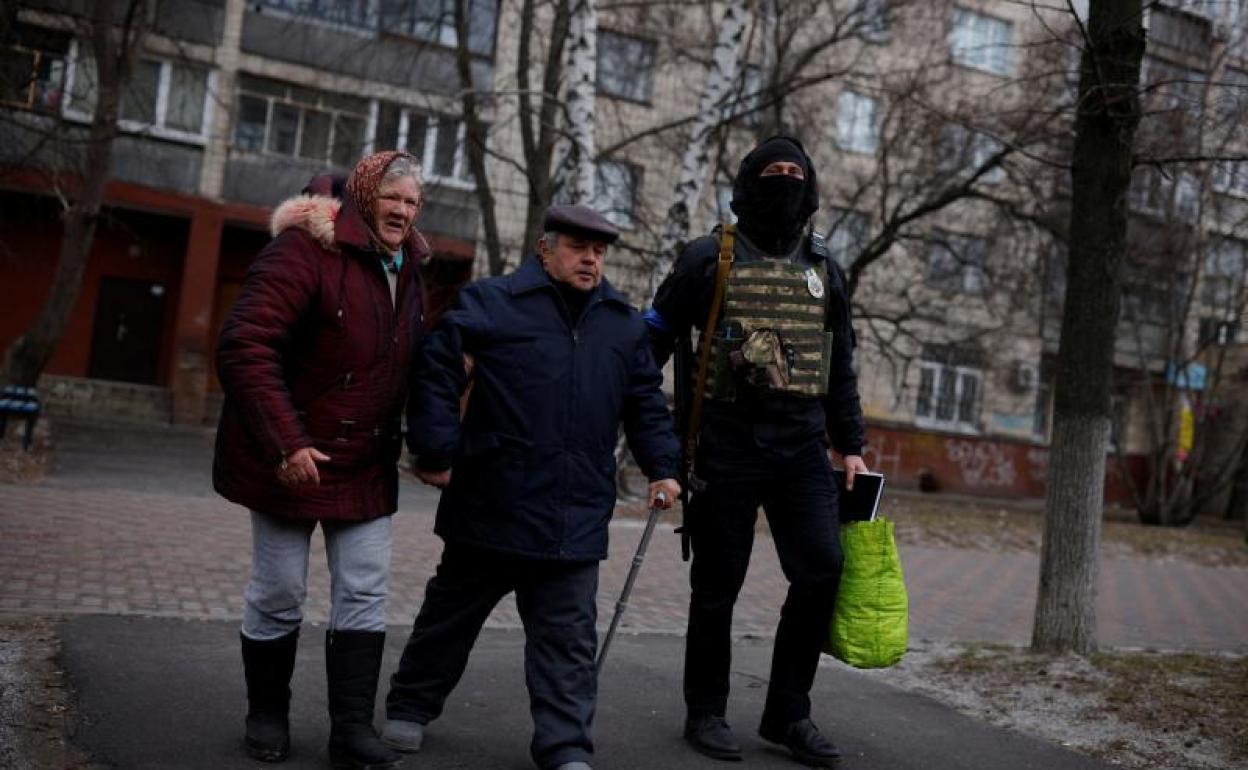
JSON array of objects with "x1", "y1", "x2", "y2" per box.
[
  {"x1": 683, "y1": 434, "x2": 844, "y2": 726},
  {"x1": 386, "y1": 542, "x2": 599, "y2": 769}
]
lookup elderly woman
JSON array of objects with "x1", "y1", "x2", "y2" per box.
[{"x1": 214, "y1": 150, "x2": 427, "y2": 769}]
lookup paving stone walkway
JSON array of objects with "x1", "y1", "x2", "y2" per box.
[{"x1": 2, "y1": 421, "x2": 1245, "y2": 652}]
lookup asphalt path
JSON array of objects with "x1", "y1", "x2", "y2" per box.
[{"x1": 60, "y1": 615, "x2": 1116, "y2": 770}]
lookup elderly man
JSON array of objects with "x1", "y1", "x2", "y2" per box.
[
  {"x1": 646, "y1": 135, "x2": 868, "y2": 768},
  {"x1": 383, "y1": 205, "x2": 681, "y2": 770}
]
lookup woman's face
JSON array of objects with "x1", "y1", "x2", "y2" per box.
[{"x1": 372, "y1": 175, "x2": 421, "y2": 251}]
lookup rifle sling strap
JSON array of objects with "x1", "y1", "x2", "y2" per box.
[{"x1": 682, "y1": 224, "x2": 735, "y2": 481}]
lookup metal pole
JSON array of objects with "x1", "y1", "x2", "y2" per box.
[{"x1": 597, "y1": 495, "x2": 666, "y2": 669}]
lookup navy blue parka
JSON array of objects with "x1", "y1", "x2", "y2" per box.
[{"x1": 407, "y1": 255, "x2": 680, "y2": 561}]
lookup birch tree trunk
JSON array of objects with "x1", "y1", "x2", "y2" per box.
[
  {"x1": 552, "y1": 0, "x2": 597, "y2": 205},
  {"x1": 1, "y1": 0, "x2": 150, "y2": 386},
  {"x1": 1032, "y1": 0, "x2": 1146, "y2": 655},
  {"x1": 649, "y1": 0, "x2": 749, "y2": 293}
]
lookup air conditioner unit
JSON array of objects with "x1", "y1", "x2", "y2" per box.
[{"x1": 1011, "y1": 361, "x2": 1039, "y2": 392}]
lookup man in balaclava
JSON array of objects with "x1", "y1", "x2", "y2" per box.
[{"x1": 645, "y1": 136, "x2": 868, "y2": 767}]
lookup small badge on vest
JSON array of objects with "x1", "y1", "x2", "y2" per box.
[{"x1": 805, "y1": 267, "x2": 825, "y2": 299}]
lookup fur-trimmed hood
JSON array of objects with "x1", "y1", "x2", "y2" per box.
[
  {"x1": 268, "y1": 191, "x2": 431, "y2": 262},
  {"x1": 270, "y1": 194, "x2": 341, "y2": 249}
]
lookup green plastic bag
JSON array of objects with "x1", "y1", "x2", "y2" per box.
[{"x1": 825, "y1": 517, "x2": 908, "y2": 668}]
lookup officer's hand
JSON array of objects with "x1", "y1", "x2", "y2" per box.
[
  {"x1": 277, "y1": 446, "x2": 331, "y2": 487},
  {"x1": 843, "y1": 454, "x2": 869, "y2": 491},
  {"x1": 415, "y1": 467, "x2": 452, "y2": 488},
  {"x1": 648, "y1": 478, "x2": 680, "y2": 509}
]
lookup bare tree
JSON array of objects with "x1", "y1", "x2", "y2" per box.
[
  {"x1": 1, "y1": 0, "x2": 152, "y2": 387},
  {"x1": 1032, "y1": 0, "x2": 1147, "y2": 656}
]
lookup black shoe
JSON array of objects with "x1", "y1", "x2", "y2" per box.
[
  {"x1": 241, "y1": 629, "x2": 299, "y2": 762},
  {"x1": 325, "y1": 630, "x2": 402, "y2": 770},
  {"x1": 684, "y1": 714, "x2": 743, "y2": 762},
  {"x1": 758, "y1": 718, "x2": 841, "y2": 767}
]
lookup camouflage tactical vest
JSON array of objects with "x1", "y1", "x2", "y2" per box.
[{"x1": 699, "y1": 256, "x2": 833, "y2": 401}]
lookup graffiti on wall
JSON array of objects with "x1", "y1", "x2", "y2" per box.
[
  {"x1": 861, "y1": 433, "x2": 902, "y2": 478},
  {"x1": 946, "y1": 440, "x2": 1018, "y2": 488}
]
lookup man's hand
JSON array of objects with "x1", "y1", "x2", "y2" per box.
[
  {"x1": 277, "y1": 446, "x2": 331, "y2": 487},
  {"x1": 648, "y1": 478, "x2": 681, "y2": 509},
  {"x1": 843, "y1": 454, "x2": 869, "y2": 491},
  {"x1": 415, "y1": 467, "x2": 452, "y2": 488}
]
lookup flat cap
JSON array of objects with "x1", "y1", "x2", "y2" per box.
[{"x1": 542, "y1": 204, "x2": 620, "y2": 244}]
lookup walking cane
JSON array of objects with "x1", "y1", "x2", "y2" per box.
[{"x1": 597, "y1": 493, "x2": 667, "y2": 669}]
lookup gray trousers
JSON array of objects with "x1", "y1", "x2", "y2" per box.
[{"x1": 241, "y1": 510, "x2": 392, "y2": 640}]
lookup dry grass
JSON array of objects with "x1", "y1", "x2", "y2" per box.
[
  {"x1": 0, "y1": 418, "x2": 52, "y2": 484},
  {"x1": 872, "y1": 643, "x2": 1248, "y2": 770}
]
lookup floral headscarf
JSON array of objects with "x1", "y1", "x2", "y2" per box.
[{"x1": 346, "y1": 150, "x2": 423, "y2": 252}]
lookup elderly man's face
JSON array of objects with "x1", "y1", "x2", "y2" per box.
[{"x1": 539, "y1": 233, "x2": 607, "y2": 290}]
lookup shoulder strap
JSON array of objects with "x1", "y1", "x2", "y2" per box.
[{"x1": 683, "y1": 224, "x2": 735, "y2": 479}]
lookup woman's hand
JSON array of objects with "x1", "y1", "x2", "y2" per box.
[{"x1": 276, "y1": 446, "x2": 331, "y2": 486}]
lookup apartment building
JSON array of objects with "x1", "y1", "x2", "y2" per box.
[
  {"x1": 1, "y1": 0, "x2": 493, "y2": 423},
  {"x1": 3, "y1": 0, "x2": 1245, "y2": 502}
]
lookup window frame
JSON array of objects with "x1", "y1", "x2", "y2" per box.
[
  {"x1": 948, "y1": 6, "x2": 1015, "y2": 77},
  {"x1": 595, "y1": 29, "x2": 657, "y2": 104},
  {"x1": 826, "y1": 207, "x2": 870, "y2": 268},
  {"x1": 835, "y1": 89, "x2": 879, "y2": 154},
  {"x1": 938, "y1": 124, "x2": 1006, "y2": 184},
  {"x1": 394, "y1": 108, "x2": 477, "y2": 188},
  {"x1": 588, "y1": 160, "x2": 641, "y2": 230},
  {"x1": 925, "y1": 231, "x2": 988, "y2": 295},
  {"x1": 253, "y1": 0, "x2": 380, "y2": 36},
  {"x1": 914, "y1": 360, "x2": 982, "y2": 432},
  {"x1": 63, "y1": 40, "x2": 215, "y2": 145},
  {"x1": 232, "y1": 74, "x2": 372, "y2": 168}
]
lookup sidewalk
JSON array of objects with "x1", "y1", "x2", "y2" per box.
[
  {"x1": 57, "y1": 614, "x2": 1118, "y2": 770},
  {"x1": 2, "y1": 421, "x2": 1245, "y2": 652}
]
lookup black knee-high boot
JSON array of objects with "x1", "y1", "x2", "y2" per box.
[
  {"x1": 325, "y1": 629, "x2": 401, "y2": 770},
  {"x1": 241, "y1": 628, "x2": 299, "y2": 762}
]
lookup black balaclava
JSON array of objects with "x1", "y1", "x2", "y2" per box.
[{"x1": 730, "y1": 135, "x2": 819, "y2": 255}]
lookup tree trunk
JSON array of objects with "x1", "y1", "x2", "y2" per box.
[
  {"x1": 551, "y1": 0, "x2": 597, "y2": 205},
  {"x1": 453, "y1": 0, "x2": 504, "y2": 277},
  {"x1": 649, "y1": 0, "x2": 749, "y2": 293},
  {"x1": 2, "y1": 1, "x2": 149, "y2": 387},
  {"x1": 1032, "y1": 0, "x2": 1146, "y2": 655},
  {"x1": 516, "y1": 0, "x2": 571, "y2": 260}
]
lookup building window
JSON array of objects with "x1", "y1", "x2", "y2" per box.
[
  {"x1": 926, "y1": 231, "x2": 987, "y2": 295},
  {"x1": 233, "y1": 74, "x2": 368, "y2": 167},
  {"x1": 938, "y1": 124, "x2": 1006, "y2": 183},
  {"x1": 65, "y1": 42, "x2": 212, "y2": 143},
  {"x1": 836, "y1": 90, "x2": 878, "y2": 154},
  {"x1": 1214, "y1": 160, "x2": 1248, "y2": 198},
  {"x1": 949, "y1": 7, "x2": 1014, "y2": 76},
  {"x1": 715, "y1": 183, "x2": 737, "y2": 224},
  {"x1": 852, "y1": 0, "x2": 892, "y2": 42},
  {"x1": 826, "y1": 208, "x2": 870, "y2": 267},
  {"x1": 374, "y1": 101, "x2": 477, "y2": 186},
  {"x1": 255, "y1": 0, "x2": 378, "y2": 31},
  {"x1": 589, "y1": 161, "x2": 640, "y2": 229},
  {"x1": 1130, "y1": 166, "x2": 1202, "y2": 221},
  {"x1": 915, "y1": 361, "x2": 982, "y2": 431},
  {"x1": 1, "y1": 25, "x2": 70, "y2": 113},
  {"x1": 596, "y1": 31, "x2": 656, "y2": 103},
  {"x1": 1214, "y1": 67, "x2": 1248, "y2": 125},
  {"x1": 1202, "y1": 237, "x2": 1247, "y2": 311},
  {"x1": 384, "y1": 0, "x2": 499, "y2": 57}
]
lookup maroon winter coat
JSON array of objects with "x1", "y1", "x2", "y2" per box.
[{"x1": 213, "y1": 186, "x2": 428, "y2": 521}]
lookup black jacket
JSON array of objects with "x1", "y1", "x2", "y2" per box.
[
  {"x1": 408, "y1": 256, "x2": 680, "y2": 561},
  {"x1": 645, "y1": 231, "x2": 865, "y2": 457}
]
